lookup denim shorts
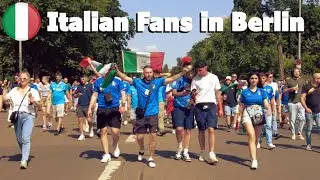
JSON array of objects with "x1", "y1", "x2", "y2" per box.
[{"x1": 224, "y1": 105, "x2": 238, "y2": 116}]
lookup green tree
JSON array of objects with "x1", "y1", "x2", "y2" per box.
[{"x1": 162, "y1": 64, "x2": 169, "y2": 73}]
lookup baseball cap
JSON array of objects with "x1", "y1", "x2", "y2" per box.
[
  {"x1": 181, "y1": 56, "x2": 192, "y2": 66},
  {"x1": 225, "y1": 76, "x2": 232, "y2": 80}
]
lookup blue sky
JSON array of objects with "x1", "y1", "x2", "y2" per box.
[{"x1": 118, "y1": 0, "x2": 234, "y2": 68}]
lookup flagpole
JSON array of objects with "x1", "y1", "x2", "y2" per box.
[{"x1": 18, "y1": 0, "x2": 22, "y2": 72}]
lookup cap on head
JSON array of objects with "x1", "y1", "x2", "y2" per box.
[
  {"x1": 225, "y1": 76, "x2": 232, "y2": 81},
  {"x1": 181, "y1": 56, "x2": 192, "y2": 67}
]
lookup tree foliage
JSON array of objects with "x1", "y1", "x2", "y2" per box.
[{"x1": 0, "y1": 0, "x2": 135, "y2": 80}]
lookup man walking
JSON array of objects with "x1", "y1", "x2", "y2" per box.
[
  {"x1": 301, "y1": 73, "x2": 320, "y2": 150},
  {"x1": 48, "y1": 72, "x2": 71, "y2": 136},
  {"x1": 116, "y1": 65, "x2": 191, "y2": 168},
  {"x1": 283, "y1": 68, "x2": 307, "y2": 140},
  {"x1": 88, "y1": 75, "x2": 126, "y2": 162},
  {"x1": 191, "y1": 61, "x2": 223, "y2": 164}
]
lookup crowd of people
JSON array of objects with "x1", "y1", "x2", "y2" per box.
[{"x1": 0, "y1": 57, "x2": 319, "y2": 171}]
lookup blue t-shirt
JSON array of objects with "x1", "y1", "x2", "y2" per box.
[
  {"x1": 171, "y1": 76, "x2": 192, "y2": 107},
  {"x1": 262, "y1": 85, "x2": 274, "y2": 102},
  {"x1": 275, "y1": 91, "x2": 279, "y2": 101},
  {"x1": 133, "y1": 77, "x2": 165, "y2": 116},
  {"x1": 240, "y1": 88, "x2": 268, "y2": 106},
  {"x1": 127, "y1": 85, "x2": 138, "y2": 109},
  {"x1": 93, "y1": 77, "x2": 125, "y2": 109},
  {"x1": 158, "y1": 86, "x2": 166, "y2": 103},
  {"x1": 281, "y1": 86, "x2": 289, "y2": 105},
  {"x1": 50, "y1": 81, "x2": 68, "y2": 105},
  {"x1": 76, "y1": 83, "x2": 93, "y2": 107}
]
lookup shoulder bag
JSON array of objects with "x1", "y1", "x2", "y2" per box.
[
  {"x1": 135, "y1": 83, "x2": 154, "y2": 119},
  {"x1": 10, "y1": 88, "x2": 31, "y2": 124}
]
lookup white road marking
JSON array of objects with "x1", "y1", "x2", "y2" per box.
[
  {"x1": 98, "y1": 161, "x2": 121, "y2": 180},
  {"x1": 125, "y1": 134, "x2": 136, "y2": 143}
]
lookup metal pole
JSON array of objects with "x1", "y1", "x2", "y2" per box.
[
  {"x1": 18, "y1": 0, "x2": 22, "y2": 72},
  {"x1": 298, "y1": 0, "x2": 301, "y2": 60}
]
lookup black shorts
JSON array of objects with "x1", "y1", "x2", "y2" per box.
[
  {"x1": 134, "y1": 115, "x2": 158, "y2": 134},
  {"x1": 97, "y1": 107, "x2": 121, "y2": 129},
  {"x1": 195, "y1": 103, "x2": 218, "y2": 131},
  {"x1": 76, "y1": 107, "x2": 88, "y2": 118}
]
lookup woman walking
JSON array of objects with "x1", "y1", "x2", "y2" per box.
[
  {"x1": 5, "y1": 71, "x2": 40, "y2": 169},
  {"x1": 239, "y1": 72, "x2": 272, "y2": 169}
]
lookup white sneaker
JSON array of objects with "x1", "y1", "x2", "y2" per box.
[
  {"x1": 257, "y1": 143, "x2": 261, "y2": 149},
  {"x1": 298, "y1": 134, "x2": 305, "y2": 140},
  {"x1": 47, "y1": 122, "x2": 52, "y2": 128},
  {"x1": 101, "y1": 153, "x2": 111, "y2": 163},
  {"x1": 78, "y1": 134, "x2": 85, "y2": 141},
  {"x1": 42, "y1": 125, "x2": 47, "y2": 130},
  {"x1": 183, "y1": 152, "x2": 192, "y2": 162},
  {"x1": 291, "y1": 135, "x2": 296, "y2": 140},
  {"x1": 306, "y1": 145, "x2": 312, "y2": 151},
  {"x1": 138, "y1": 151, "x2": 144, "y2": 161},
  {"x1": 89, "y1": 129, "x2": 94, "y2": 138},
  {"x1": 175, "y1": 153, "x2": 182, "y2": 160},
  {"x1": 251, "y1": 160, "x2": 258, "y2": 169},
  {"x1": 268, "y1": 144, "x2": 276, "y2": 149},
  {"x1": 113, "y1": 145, "x2": 120, "y2": 158},
  {"x1": 199, "y1": 151, "x2": 205, "y2": 162},
  {"x1": 123, "y1": 120, "x2": 128, "y2": 125},
  {"x1": 172, "y1": 130, "x2": 176, "y2": 134},
  {"x1": 20, "y1": 160, "x2": 28, "y2": 169},
  {"x1": 208, "y1": 152, "x2": 218, "y2": 164},
  {"x1": 147, "y1": 158, "x2": 156, "y2": 168}
]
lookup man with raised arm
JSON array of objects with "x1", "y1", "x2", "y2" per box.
[{"x1": 116, "y1": 64, "x2": 192, "y2": 168}]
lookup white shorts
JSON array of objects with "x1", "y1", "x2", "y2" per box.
[{"x1": 65, "y1": 95, "x2": 69, "y2": 103}]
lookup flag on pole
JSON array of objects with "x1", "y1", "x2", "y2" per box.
[
  {"x1": 122, "y1": 50, "x2": 164, "y2": 73},
  {"x1": 2, "y1": 2, "x2": 41, "y2": 41},
  {"x1": 80, "y1": 57, "x2": 116, "y2": 89}
]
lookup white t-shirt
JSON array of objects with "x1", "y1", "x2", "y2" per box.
[
  {"x1": 6, "y1": 87, "x2": 40, "y2": 114},
  {"x1": 191, "y1": 73, "x2": 221, "y2": 104},
  {"x1": 268, "y1": 82, "x2": 278, "y2": 95},
  {"x1": 34, "y1": 82, "x2": 43, "y2": 91}
]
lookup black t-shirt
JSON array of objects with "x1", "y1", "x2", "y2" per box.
[
  {"x1": 76, "y1": 83, "x2": 93, "y2": 107},
  {"x1": 222, "y1": 85, "x2": 238, "y2": 107},
  {"x1": 302, "y1": 83, "x2": 320, "y2": 113}
]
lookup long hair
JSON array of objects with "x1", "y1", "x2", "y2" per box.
[{"x1": 247, "y1": 71, "x2": 261, "y2": 88}]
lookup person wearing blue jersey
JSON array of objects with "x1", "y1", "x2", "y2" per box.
[
  {"x1": 87, "y1": 75, "x2": 126, "y2": 163},
  {"x1": 127, "y1": 84, "x2": 138, "y2": 130},
  {"x1": 280, "y1": 81, "x2": 290, "y2": 128},
  {"x1": 171, "y1": 69, "x2": 194, "y2": 162},
  {"x1": 257, "y1": 72, "x2": 276, "y2": 149},
  {"x1": 239, "y1": 72, "x2": 271, "y2": 169},
  {"x1": 122, "y1": 80, "x2": 131, "y2": 126},
  {"x1": 154, "y1": 70, "x2": 167, "y2": 136},
  {"x1": 48, "y1": 72, "x2": 72, "y2": 136},
  {"x1": 116, "y1": 65, "x2": 192, "y2": 168}
]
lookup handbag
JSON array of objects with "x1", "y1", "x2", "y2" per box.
[
  {"x1": 245, "y1": 107, "x2": 266, "y2": 127},
  {"x1": 10, "y1": 88, "x2": 31, "y2": 124},
  {"x1": 135, "y1": 83, "x2": 154, "y2": 119}
]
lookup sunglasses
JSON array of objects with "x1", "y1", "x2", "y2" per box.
[{"x1": 19, "y1": 77, "x2": 28, "y2": 81}]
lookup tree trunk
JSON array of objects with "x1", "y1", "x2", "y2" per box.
[{"x1": 278, "y1": 34, "x2": 284, "y2": 80}]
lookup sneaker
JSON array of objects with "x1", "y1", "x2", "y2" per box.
[
  {"x1": 123, "y1": 120, "x2": 128, "y2": 125},
  {"x1": 20, "y1": 160, "x2": 28, "y2": 169},
  {"x1": 182, "y1": 153, "x2": 192, "y2": 162},
  {"x1": 147, "y1": 159, "x2": 156, "y2": 168},
  {"x1": 291, "y1": 135, "x2": 296, "y2": 140},
  {"x1": 54, "y1": 130, "x2": 60, "y2": 136},
  {"x1": 78, "y1": 134, "x2": 85, "y2": 141},
  {"x1": 47, "y1": 122, "x2": 52, "y2": 128},
  {"x1": 199, "y1": 151, "x2": 205, "y2": 162},
  {"x1": 138, "y1": 151, "x2": 144, "y2": 161},
  {"x1": 172, "y1": 130, "x2": 176, "y2": 134},
  {"x1": 298, "y1": 134, "x2": 305, "y2": 140},
  {"x1": 306, "y1": 145, "x2": 312, "y2": 151},
  {"x1": 89, "y1": 128, "x2": 94, "y2": 138},
  {"x1": 267, "y1": 144, "x2": 276, "y2": 150},
  {"x1": 175, "y1": 153, "x2": 182, "y2": 160},
  {"x1": 42, "y1": 125, "x2": 47, "y2": 130},
  {"x1": 208, "y1": 152, "x2": 218, "y2": 164},
  {"x1": 113, "y1": 145, "x2": 120, "y2": 158},
  {"x1": 250, "y1": 160, "x2": 258, "y2": 170},
  {"x1": 101, "y1": 153, "x2": 111, "y2": 163},
  {"x1": 257, "y1": 143, "x2": 261, "y2": 149}
]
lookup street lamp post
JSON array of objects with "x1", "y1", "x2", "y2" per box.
[
  {"x1": 18, "y1": 0, "x2": 22, "y2": 72},
  {"x1": 298, "y1": 0, "x2": 301, "y2": 60}
]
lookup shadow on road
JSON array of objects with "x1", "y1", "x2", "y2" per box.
[
  {"x1": 217, "y1": 154, "x2": 250, "y2": 168},
  {"x1": 154, "y1": 150, "x2": 198, "y2": 159},
  {"x1": 120, "y1": 153, "x2": 147, "y2": 163},
  {"x1": 79, "y1": 150, "x2": 103, "y2": 160},
  {"x1": 0, "y1": 154, "x2": 35, "y2": 162},
  {"x1": 225, "y1": 140, "x2": 248, "y2": 146},
  {"x1": 275, "y1": 144, "x2": 305, "y2": 150}
]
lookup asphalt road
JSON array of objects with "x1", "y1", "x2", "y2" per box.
[{"x1": 0, "y1": 111, "x2": 319, "y2": 180}]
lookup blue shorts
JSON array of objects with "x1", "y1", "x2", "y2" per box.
[
  {"x1": 195, "y1": 103, "x2": 218, "y2": 131},
  {"x1": 224, "y1": 105, "x2": 238, "y2": 116},
  {"x1": 172, "y1": 107, "x2": 195, "y2": 129}
]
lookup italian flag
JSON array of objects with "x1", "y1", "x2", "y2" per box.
[
  {"x1": 2, "y1": 3, "x2": 41, "y2": 41},
  {"x1": 80, "y1": 57, "x2": 116, "y2": 88},
  {"x1": 122, "y1": 51, "x2": 165, "y2": 73}
]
